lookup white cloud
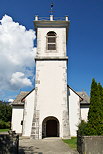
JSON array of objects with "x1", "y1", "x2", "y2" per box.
[
  {"x1": 10, "y1": 72, "x2": 32, "y2": 89},
  {"x1": 8, "y1": 99, "x2": 14, "y2": 103},
  {"x1": 0, "y1": 15, "x2": 36, "y2": 92}
]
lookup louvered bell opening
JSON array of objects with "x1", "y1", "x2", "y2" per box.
[
  {"x1": 48, "y1": 37, "x2": 56, "y2": 43},
  {"x1": 48, "y1": 44, "x2": 56, "y2": 50}
]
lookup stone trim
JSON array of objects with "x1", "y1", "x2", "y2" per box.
[{"x1": 35, "y1": 56, "x2": 68, "y2": 61}]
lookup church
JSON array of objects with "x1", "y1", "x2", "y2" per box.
[{"x1": 11, "y1": 15, "x2": 90, "y2": 139}]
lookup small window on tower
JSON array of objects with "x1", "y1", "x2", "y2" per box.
[{"x1": 47, "y1": 31, "x2": 56, "y2": 50}]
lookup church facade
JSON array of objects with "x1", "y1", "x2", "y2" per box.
[{"x1": 11, "y1": 15, "x2": 90, "y2": 139}]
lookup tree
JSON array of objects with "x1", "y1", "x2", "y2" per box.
[
  {"x1": 88, "y1": 79, "x2": 98, "y2": 122},
  {"x1": 0, "y1": 101, "x2": 12, "y2": 128},
  {"x1": 78, "y1": 78, "x2": 103, "y2": 135},
  {"x1": 86, "y1": 79, "x2": 103, "y2": 135},
  {"x1": 96, "y1": 83, "x2": 103, "y2": 135}
]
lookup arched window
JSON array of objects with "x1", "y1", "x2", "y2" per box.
[{"x1": 47, "y1": 31, "x2": 56, "y2": 50}]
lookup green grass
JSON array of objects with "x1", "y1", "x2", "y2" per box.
[
  {"x1": 0, "y1": 129, "x2": 10, "y2": 132},
  {"x1": 63, "y1": 137, "x2": 77, "y2": 150}
]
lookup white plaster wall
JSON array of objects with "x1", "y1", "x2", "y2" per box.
[
  {"x1": 81, "y1": 107, "x2": 89, "y2": 121},
  {"x1": 22, "y1": 90, "x2": 35, "y2": 136},
  {"x1": 69, "y1": 89, "x2": 81, "y2": 136},
  {"x1": 11, "y1": 106, "x2": 24, "y2": 134},
  {"x1": 37, "y1": 28, "x2": 66, "y2": 57},
  {"x1": 35, "y1": 60, "x2": 68, "y2": 138}
]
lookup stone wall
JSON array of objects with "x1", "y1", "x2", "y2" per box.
[
  {"x1": 77, "y1": 133, "x2": 103, "y2": 154},
  {"x1": 0, "y1": 133, "x2": 19, "y2": 154}
]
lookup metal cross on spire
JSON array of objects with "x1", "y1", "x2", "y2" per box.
[{"x1": 50, "y1": 2, "x2": 54, "y2": 15}]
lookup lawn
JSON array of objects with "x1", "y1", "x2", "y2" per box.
[
  {"x1": 0, "y1": 129, "x2": 10, "y2": 132},
  {"x1": 63, "y1": 137, "x2": 77, "y2": 150}
]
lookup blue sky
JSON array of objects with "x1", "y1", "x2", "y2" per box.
[{"x1": 0, "y1": 0, "x2": 103, "y2": 101}]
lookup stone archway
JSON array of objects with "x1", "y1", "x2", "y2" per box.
[{"x1": 42, "y1": 116, "x2": 59, "y2": 138}]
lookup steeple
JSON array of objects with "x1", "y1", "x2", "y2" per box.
[{"x1": 31, "y1": 14, "x2": 70, "y2": 139}]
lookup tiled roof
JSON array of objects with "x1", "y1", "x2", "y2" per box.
[
  {"x1": 12, "y1": 87, "x2": 90, "y2": 106},
  {"x1": 77, "y1": 91, "x2": 90, "y2": 104},
  {"x1": 12, "y1": 91, "x2": 29, "y2": 105}
]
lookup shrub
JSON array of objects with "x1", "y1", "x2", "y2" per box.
[
  {"x1": 0, "y1": 120, "x2": 11, "y2": 129},
  {"x1": 78, "y1": 120, "x2": 88, "y2": 136},
  {"x1": 0, "y1": 101, "x2": 12, "y2": 122}
]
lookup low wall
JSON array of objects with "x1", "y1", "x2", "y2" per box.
[
  {"x1": 0, "y1": 133, "x2": 19, "y2": 154},
  {"x1": 77, "y1": 134, "x2": 103, "y2": 154}
]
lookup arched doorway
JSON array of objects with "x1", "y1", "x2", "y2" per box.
[{"x1": 42, "y1": 116, "x2": 59, "y2": 138}]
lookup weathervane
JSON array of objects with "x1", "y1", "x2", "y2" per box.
[{"x1": 50, "y1": 2, "x2": 54, "y2": 15}]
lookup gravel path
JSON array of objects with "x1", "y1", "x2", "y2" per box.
[{"x1": 19, "y1": 137, "x2": 79, "y2": 154}]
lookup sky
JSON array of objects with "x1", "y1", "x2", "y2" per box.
[{"x1": 0, "y1": 0, "x2": 103, "y2": 101}]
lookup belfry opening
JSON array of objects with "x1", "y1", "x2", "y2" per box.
[{"x1": 42, "y1": 116, "x2": 59, "y2": 138}]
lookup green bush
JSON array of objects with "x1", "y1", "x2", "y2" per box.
[
  {"x1": 0, "y1": 101, "x2": 12, "y2": 129},
  {"x1": 78, "y1": 121, "x2": 99, "y2": 136},
  {"x1": 5, "y1": 121, "x2": 11, "y2": 128},
  {"x1": 0, "y1": 120, "x2": 11, "y2": 129},
  {"x1": 0, "y1": 101, "x2": 12, "y2": 122},
  {"x1": 78, "y1": 120, "x2": 88, "y2": 136}
]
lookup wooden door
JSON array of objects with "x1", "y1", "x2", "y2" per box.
[{"x1": 46, "y1": 120, "x2": 57, "y2": 137}]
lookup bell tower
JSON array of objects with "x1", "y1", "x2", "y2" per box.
[{"x1": 31, "y1": 15, "x2": 70, "y2": 139}]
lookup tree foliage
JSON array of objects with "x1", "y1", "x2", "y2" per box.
[
  {"x1": 78, "y1": 78, "x2": 103, "y2": 135},
  {"x1": 0, "y1": 101, "x2": 12, "y2": 128}
]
